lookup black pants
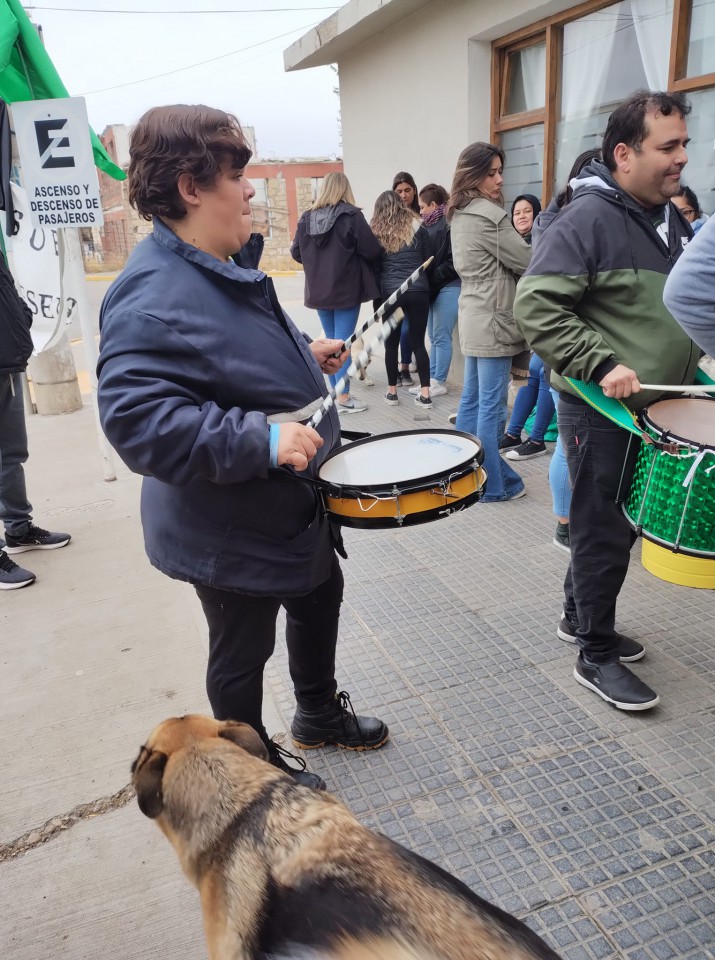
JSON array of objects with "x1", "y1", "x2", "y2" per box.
[
  {"x1": 558, "y1": 397, "x2": 640, "y2": 663},
  {"x1": 381, "y1": 290, "x2": 431, "y2": 388},
  {"x1": 194, "y1": 556, "x2": 343, "y2": 743}
]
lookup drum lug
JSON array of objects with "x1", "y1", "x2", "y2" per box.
[{"x1": 392, "y1": 486, "x2": 405, "y2": 525}]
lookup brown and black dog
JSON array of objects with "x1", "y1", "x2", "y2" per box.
[{"x1": 131, "y1": 715, "x2": 563, "y2": 960}]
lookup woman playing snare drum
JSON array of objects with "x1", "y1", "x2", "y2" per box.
[{"x1": 97, "y1": 105, "x2": 388, "y2": 792}]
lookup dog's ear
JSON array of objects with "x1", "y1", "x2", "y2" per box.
[
  {"x1": 131, "y1": 746, "x2": 168, "y2": 819},
  {"x1": 218, "y1": 722, "x2": 270, "y2": 761}
]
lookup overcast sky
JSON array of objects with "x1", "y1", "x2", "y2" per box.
[{"x1": 24, "y1": 1, "x2": 342, "y2": 159}]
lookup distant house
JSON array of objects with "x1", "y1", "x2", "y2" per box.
[
  {"x1": 93, "y1": 124, "x2": 343, "y2": 273},
  {"x1": 284, "y1": 0, "x2": 715, "y2": 213}
]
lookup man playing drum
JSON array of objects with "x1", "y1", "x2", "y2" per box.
[{"x1": 514, "y1": 90, "x2": 699, "y2": 711}]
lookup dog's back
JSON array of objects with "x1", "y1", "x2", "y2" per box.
[{"x1": 133, "y1": 717, "x2": 562, "y2": 960}]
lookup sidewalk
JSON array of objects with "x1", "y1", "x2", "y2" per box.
[{"x1": 1, "y1": 364, "x2": 714, "y2": 959}]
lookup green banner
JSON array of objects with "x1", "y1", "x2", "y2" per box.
[{"x1": 0, "y1": 0, "x2": 125, "y2": 180}]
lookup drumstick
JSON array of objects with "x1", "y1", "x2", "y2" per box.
[
  {"x1": 331, "y1": 257, "x2": 434, "y2": 357},
  {"x1": 639, "y1": 383, "x2": 715, "y2": 393},
  {"x1": 309, "y1": 308, "x2": 404, "y2": 430}
]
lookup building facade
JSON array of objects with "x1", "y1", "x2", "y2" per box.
[
  {"x1": 285, "y1": 0, "x2": 714, "y2": 214},
  {"x1": 92, "y1": 125, "x2": 342, "y2": 273}
]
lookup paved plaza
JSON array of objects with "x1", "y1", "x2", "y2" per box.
[{"x1": 1, "y1": 281, "x2": 714, "y2": 959}]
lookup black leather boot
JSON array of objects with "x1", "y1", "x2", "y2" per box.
[
  {"x1": 291, "y1": 691, "x2": 389, "y2": 751},
  {"x1": 267, "y1": 740, "x2": 327, "y2": 790}
]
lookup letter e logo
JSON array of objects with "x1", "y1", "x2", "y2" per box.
[{"x1": 35, "y1": 118, "x2": 75, "y2": 169}]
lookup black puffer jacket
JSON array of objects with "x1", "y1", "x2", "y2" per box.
[
  {"x1": 425, "y1": 217, "x2": 458, "y2": 300},
  {"x1": 291, "y1": 202, "x2": 382, "y2": 309},
  {"x1": 0, "y1": 251, "x2": 33, "y2": 375},
  {"x1": 377, "y1": 224, "x2": 431, "y2": 299}
]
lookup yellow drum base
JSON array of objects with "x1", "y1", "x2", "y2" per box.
[{"x1": 642, "y1": 539, "x2": 715, "y2": 589}]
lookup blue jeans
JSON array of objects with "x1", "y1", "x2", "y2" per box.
[
  {"x1": 0, "y1": 373, "x2": 33, "y2": 538},
  {"x1": 428, "y1": 283, "x2": 459, "y2": 384},
  {"x1": 549, "y1": 388, "x2": 571, "y2": 518},
  {"x1": 456, "y1": 356, "x2": 524, "y2": 502},
  {"x1": 400, "y1": 318, "x2": 412, "y2": 367},
  {"x1": 317, "y1": 306, "x2": 361, "y2": 394},
  {"x1": 506, "y1": 353, "x2": 554, "y2": 442}
]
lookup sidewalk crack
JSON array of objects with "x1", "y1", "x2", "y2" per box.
[{"x1": 0, "y1": 783, "x2": 135, "y2": 864}]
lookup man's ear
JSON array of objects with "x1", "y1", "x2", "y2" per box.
[
  {"x1": 218, "y1": 722, "x2": 270, "y2": 761},
  {"x1": 131, "y1": 747, "x2": 168, "y2": 819},
  {"x1": 613, "y1": 142, "x2": 631, "y2": 174}
]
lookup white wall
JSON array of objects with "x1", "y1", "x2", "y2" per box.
[{"x1": 334, "y1": 0, "x2": 575, "y2": 211}]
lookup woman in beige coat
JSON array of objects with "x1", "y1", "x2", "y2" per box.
[{"x1": 448, "y1": 142, "x2": 532, "y2": 502}]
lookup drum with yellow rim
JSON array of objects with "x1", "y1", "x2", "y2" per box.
[{"x1": 318, "y1": 429, "x2": 486, "y2": 529}]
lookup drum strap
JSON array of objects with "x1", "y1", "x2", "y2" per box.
[{"x1": 266, "y1": 399, "x2": 324, "y2": 424}]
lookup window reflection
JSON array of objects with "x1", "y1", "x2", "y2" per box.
[
  {"x1": 555, "y1": 0, "x2": 673, "y2": 189},
  {"x1": 501, "y1": 125, "x2": 545, "y2": 208},
  {"x1": 506, "y1": 43, "x2": 546, "y2": 114},
  {"x1": 687, "y1": 0, "x2": 715, "y2": 77}
]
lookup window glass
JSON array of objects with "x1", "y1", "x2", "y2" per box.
[
  {"x1": 687, "y1": 0, "x2": 715, "y2": 77},
  {"x1": 506, "y1": 43, "x2": 546, "y2": 114},
  {"x1": 501, "y1": 124, "x2": 544, "y2": 208},
  {"x1": 555, "y1": 0, "x2": 672, "y2": 189},
  {"x1": 681, "y1": 87, "x2": 715, "y2": 219}
]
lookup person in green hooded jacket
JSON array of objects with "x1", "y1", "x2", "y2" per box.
[{"x1": 514, "y1": 90, "x2": 698, "y2": 713}]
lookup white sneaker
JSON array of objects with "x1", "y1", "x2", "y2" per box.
[
  {"x1": 430, "y1": 381, "x2": 448, "y2": 397},
  {"x1": 408, "y1": 385, "x2": 421, "y2": 395}
]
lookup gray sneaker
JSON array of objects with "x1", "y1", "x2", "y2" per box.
[
  {"x1": 337, "y1": 398, "x2": 367, "y2": 415},
  {"x1": 0, "y1": 550, "x2": 36, "y2": 590}
]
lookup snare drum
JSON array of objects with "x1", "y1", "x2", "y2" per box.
[
  {"x1": 318, "y1": 429, "x2": 486, "y2": 528},
  {"x1": 624, "y1": 399, "x2": 715, "y2": 563}
]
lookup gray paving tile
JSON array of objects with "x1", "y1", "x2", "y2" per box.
[
  {"x1": 360, "y1": 779, "x2": 567, "y2": 918},
  {"x1": 526, "y1": 898, "x2": 620, "y2": 959},
  {"x1": 580, "y1": 848, "x2": 715, "y2": 959},
  {"x1": 423, "y1": 674, "x2": 610, "y2": 776},
  {"x1": 487, "y1": 742, "x2": 715, "y2": 896},
  {"x1": 621, "y1": 708, "x2": 715, "y2": 821}
]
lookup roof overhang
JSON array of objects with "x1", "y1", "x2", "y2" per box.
[{"x1": 284, "y1": 0, "x2": 433, "y2": 71}]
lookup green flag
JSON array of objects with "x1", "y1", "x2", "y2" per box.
[{"x1": 0, "y1": 0, "x2": 125, "y2": 180}]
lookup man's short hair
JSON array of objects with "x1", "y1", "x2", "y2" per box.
[{"x1": 602, "y1": 90, "x2": 691, "y2": 171}]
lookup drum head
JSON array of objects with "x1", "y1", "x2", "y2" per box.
[
  {"x1": 644, "y1": 398, "x2": 715, "y2": 447},
  {"x1": 319, "y1": 430, "x2": 482, "y2": 487}
]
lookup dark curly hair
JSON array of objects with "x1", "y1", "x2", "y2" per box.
[
  {"x1": 128, "y1": 105, "x2": 252, "y2": 221},
  {"x1": 602, "y1": 90, "x2": 691, "y2": 172}
]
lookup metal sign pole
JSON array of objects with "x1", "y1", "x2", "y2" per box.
[{"x1": 61, "y1": 228, "x2": 116, "y2": 481}]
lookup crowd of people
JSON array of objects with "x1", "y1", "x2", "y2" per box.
[
  {"x1": 287, "y1": 87, "x2": 711, "y2": 718},
  {"x1": 2, "y1": 86, "x2": 707, "y2": 794}
]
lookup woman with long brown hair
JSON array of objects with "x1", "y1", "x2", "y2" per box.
[
  {"x1": 448, "y1": 142, "x2": 532, "y2": 502},
  {"x1": 371, "y1": 190, "x2": 432, "y2": 406}
]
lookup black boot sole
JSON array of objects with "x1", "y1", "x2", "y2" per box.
[{"x1": 292, "y1": 731, "x2": 389, "y2": 752}]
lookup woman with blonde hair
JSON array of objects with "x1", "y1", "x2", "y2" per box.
[
  {"x1": 371, "y1": 190, "x2": 432, "y2": 406},
  {"x1": 448, "y1": 142, "x2": 532, "y2": 502},
  {"x1": 292, "y1": 172, "x2": 382, "y2": 414}
]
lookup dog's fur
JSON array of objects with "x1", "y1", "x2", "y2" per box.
[{"x1": 132, "y1": 716, "x2": 563, "y2": 960}]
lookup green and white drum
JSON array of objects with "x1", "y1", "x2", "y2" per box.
[{"x1": 624, "y1": 398, "x2": 715, "y2": 559}]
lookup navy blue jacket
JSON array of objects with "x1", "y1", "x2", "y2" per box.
[{"x1": 97, "y1": 220, "x2": 341, "y2": 595}]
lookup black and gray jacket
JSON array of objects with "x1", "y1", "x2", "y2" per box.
[
  {"x1": 514, "y1": 162, "x2": 698, "y2": 411},
  {"x1": 0, "y1": 251, "x2": 33, "y2": 376}
]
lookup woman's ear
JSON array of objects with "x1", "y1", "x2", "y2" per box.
[{"x1": 176, "y1": 172, "x2": 201, "y2": 209}]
